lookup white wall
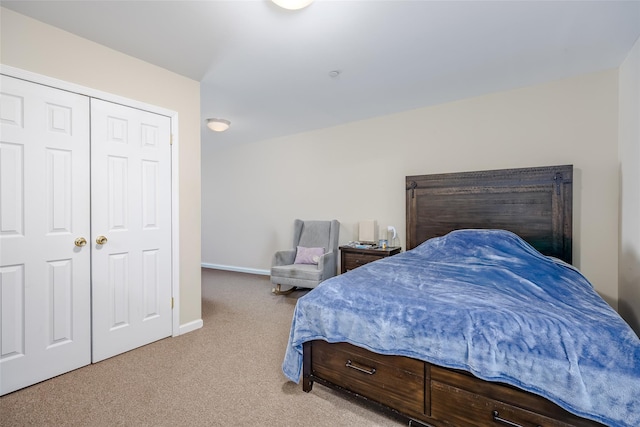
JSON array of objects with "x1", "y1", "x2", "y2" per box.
[
  {"x1": 1, "y1": 8, "x2": 202, "y2": 327},
  {"x1": 619, "y1": 35, "x2": 640, "y2": 335},
  {"x1": 202, "y1": 69, "x2": 621, "y2": 307}
]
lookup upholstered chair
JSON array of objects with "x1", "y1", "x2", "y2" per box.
[{"x1": 271, "y1": 219, "x2": 340, "y2": 295}]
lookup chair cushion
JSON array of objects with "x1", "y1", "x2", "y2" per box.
[
  {"x1": 271, "y1": 264, "x2": 322, "y2": 281},
  {"x1": 294, "y1": 246, "x2": 325, "y2": 265}
]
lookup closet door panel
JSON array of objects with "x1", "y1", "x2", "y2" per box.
[
  {"x1": 90, "y1": 99, "x2": 172, "y2": 362},
  {"x1": 0, "y1": 75, "x2": 91, "y2": 396}
]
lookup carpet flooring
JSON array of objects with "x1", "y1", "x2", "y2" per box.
[{"x1": 0, "y1": 269, "x2": 402, "y2": 426}]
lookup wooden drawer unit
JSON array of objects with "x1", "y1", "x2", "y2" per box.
[
  {"x1": 308, "y1": 340, "x2": 426, "y2": 418},
  {"x1": 339, "y1": 246, "x2": 401, "y2": 274},
  {"x1": 431, "y1": 381, "x2": 571, "y2": 427},
  {"x1": 430, "y1": 366, "x2": 603, "y2": 427}
]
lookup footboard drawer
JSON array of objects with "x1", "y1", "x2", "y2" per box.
[
  {"x1": 431, "y1": 381, "x2": 572, "y2": 427},
  {"x1": 310, "y1": 340, "x2": 426, "y2": 417},
  {"x1": 430, "y1": 366, "x2": 604, "y2": 427}
]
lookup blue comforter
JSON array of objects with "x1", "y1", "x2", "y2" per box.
[{"x1": 282, "y1": 229, "x2": 640, "y2": 427}]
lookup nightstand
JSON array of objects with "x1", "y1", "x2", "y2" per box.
[{"x1": 339, "y1": 246, "x2": 401, "y2": 274}]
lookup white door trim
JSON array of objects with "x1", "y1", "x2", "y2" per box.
[{"x1": 0, "y1": 64, "x2": 181, "y2": 337}]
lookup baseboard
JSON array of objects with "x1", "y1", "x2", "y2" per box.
[
  {"x1": 201, "y1": 263, "x2": 269, "y2": 276},
  {"x1": 178, "y1": 319, "x2": 203, "y2": 335}
]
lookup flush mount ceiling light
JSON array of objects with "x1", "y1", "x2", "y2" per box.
[
  {"x1": 271, "y1": 0, "x2": 314, "y2": 10},
  {"x1": 206, "y1": 118, "x2": 230, "y2": 132}
]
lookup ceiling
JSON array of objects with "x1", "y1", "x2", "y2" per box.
[{"x1": 3, "y1": 1, "x2": 640, "y2": 148}]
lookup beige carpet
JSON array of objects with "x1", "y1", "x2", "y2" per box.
[{"x1": 0, "y1": 269, "x2": 402, "y2": 427}]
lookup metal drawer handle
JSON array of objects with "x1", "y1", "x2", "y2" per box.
[
  {"x1": 345, "y1": 359, "x2": 376, "y2": 375},
  {"x1": 492, "y1": 410, "x2": 541, "y2": 427}
]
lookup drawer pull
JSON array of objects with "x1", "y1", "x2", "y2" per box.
[
  {"x1": 492, "y1": 410, "x2": 541, "y2": 427},
  {"x1": 345, "y1": 359, "x2": 376, "y2": 375}
]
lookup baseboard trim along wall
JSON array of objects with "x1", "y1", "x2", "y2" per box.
[
  {"x1": 179, "y1": 319, "x2": 203, "y2": 335},
  {"x1": 201, "y1": 263, "x2": 270, "y2": 276}
]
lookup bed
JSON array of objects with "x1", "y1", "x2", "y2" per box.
[{"x1": 282, "y1": 165, "x2": 640, "y2": 427}]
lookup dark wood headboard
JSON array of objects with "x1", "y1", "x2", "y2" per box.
[{"x1": 406, "y1": 165, "x2": 573, "y2": 264}]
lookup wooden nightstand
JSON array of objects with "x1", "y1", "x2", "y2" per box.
[{"x1": 339, "y1": 246, "x2": 401, "y2": 274}]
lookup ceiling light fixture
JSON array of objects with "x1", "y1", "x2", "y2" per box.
[
  {"x1": 271, "y1": 0, "x2": 314, "y2": 10},
  {"x1": 206, "y1": 118, "x2": 230, "y2": 132}
]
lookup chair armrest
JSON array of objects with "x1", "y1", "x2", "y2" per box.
[
  {"x1": 317, "y1": 250, "x2": 338, "y2": 279},
  {"x1": 272, "y1": 249, "x2": 296, "y2": 267}
]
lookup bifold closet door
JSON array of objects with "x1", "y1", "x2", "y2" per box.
[
  {"x1": 0, "y1": 75, "x2": 91, "y2": 395},
  {"x1": 90, "y1": 99, "x2": 172, "y2": 363}
]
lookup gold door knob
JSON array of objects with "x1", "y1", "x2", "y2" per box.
[
  {"x1": 96, "y1": 236, "x2": 108, "y2": 245},
  {"x1": 74, "y1": 237, "x2": 87, "y2": 247}
]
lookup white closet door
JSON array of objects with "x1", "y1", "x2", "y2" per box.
[
  {"x1": 90, "y1": 99, "x2": 172, "y2": 362},
  {"x1": 0, "y1": 75, "x2": 91, "y2": 395}
]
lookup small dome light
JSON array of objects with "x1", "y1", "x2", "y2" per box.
[
  {"x1": 206, "y1": 118, "x2": 231, "y2": 132},
  {"x1": 271, "y1": 0, "x2": 314, "y2": 11}
]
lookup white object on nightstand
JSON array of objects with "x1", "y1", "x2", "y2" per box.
[{"x1": 359, "y1": 220, "x2": 378, "y2": 243}]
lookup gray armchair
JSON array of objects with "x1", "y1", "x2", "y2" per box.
[{"x1": 271, "y1": 219, "x2": 340, "y2": 295}]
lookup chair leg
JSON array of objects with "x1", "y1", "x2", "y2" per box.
[{"x1": 272, "y1": 284, "x2": 298, "y2": 295}]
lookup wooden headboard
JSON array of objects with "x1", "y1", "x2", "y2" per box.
[{"x1": 406, "y1": 165, "x2": 573, "y2": 264}]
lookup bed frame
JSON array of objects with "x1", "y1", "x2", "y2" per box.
[{"x1": 302, "y1": 165, "x2": 604, "y2": 427}]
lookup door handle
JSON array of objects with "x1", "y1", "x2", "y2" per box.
[
  {"x1": 96, "y1": 235, "x2": 108, "y2": 245},
  {"x1": 74, "y1": 237, "x2": 87, "y2": 247}
]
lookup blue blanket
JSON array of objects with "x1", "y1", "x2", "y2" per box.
[{"x1": 282, "y1": 229, "x2": 640, "y2": 427}]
